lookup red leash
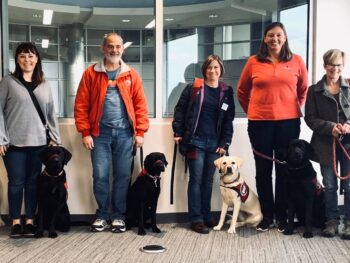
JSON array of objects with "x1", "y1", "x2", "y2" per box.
[
  {"x1": 251, "y1": 148, "x2": 286, "y2": 165},
  {"x1": 332, "y1": 137, "x2": 350, "y2": 180}
]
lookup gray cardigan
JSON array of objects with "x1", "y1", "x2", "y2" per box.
[
  {"x1": 0, "y1": 75, "x2": 61, "y2": 147},
  {"x1": 304, "y1": 75, "x2": 350, "y2": 165}
]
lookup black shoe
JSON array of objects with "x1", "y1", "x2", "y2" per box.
[
  {"x1": 256, "y1": 219, "x2": 274, "y2": 232},
  {"x1": 23, "y1": 224, "x2": 36, "y2": 238},
  {"x1": 277, "y1": 220, "x2": 287, "y2": 233},
  {"x1": 204, "y1": 220, "x2": 217, "y2": 228},
  {"x1": 10, "y1": 224, "x2": 23, "y2": 238},
  {"x1": 190, "y1": 222, "x2": 209, "y2": 234}
]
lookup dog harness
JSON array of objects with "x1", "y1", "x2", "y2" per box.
[{"x1": 220, "y1": 182, "x2": 250, "y2": 203}]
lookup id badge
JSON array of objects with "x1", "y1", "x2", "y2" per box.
[{"x1": 221, "y1": 103, "x2": 228, "y2": 111}]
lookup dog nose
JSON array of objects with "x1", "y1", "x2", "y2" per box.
[{"x1": 226, "y1": 166, "x2": 233, "y2": 174}]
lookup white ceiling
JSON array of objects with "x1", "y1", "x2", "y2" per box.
[{"x1": 8, "y1": 0, "x2": 277, "y2": 29}]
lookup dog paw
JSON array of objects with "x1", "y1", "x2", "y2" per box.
[
  {"x1": 283, "y1": 228, "x2": 294, "y2": 235},
  {"x1": 303, "y1": 232, "x2": 313, "y2": 238},
  {"x1": 34, "y1": 232, "x2": 44, "y2": 238},
  {"x1": 227, "y1": 228, "x2": 236, "y2": 234},
  {"x1": 48, "y1": 232, "x2": 58, "y2": 238},
  {"x1": 152, "y1": 227, "x2": 161, "y2": 233},
  {"x1": 213, "y1": 225, "x2": 222, "y2": 231},
  {"x1": 138, "y1": 229, "x2": 146, "y2": 236}
]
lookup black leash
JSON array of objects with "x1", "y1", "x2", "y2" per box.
[
  {"x1": 131, "y1": 145, "x2": 144, "y2": 174},
  {"x1": 170, "y1": 143, "x2": 177, "y2": 205}
]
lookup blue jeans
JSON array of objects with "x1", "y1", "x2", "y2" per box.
[
  {"x1": 3, "y1": 147, "x2": 43, "y2": 219},
  {"x1": 321, "y1": 144, "x2": 350, "y2": 221},
  {"x1": 187, "y1": 136, "x2": 219, "y2": 223},
  {"x1": 91, "y1": 125, "x2": 133, "y2": 221}
]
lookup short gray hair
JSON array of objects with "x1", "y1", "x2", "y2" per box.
[
  {"x1": 102, "y1": 32, "x2": 123, "y2": 46},
  {"x1": 323, "y1": 49, "x2": 346, "y2": 66}
]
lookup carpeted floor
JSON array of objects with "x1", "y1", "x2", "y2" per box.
[{"x1": 0, "y1": 224, "x2": 350, "y2": 263}]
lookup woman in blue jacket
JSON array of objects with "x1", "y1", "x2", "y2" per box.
[{"x1": 172, "y1": 55, "x2": 235, "y2": 234}]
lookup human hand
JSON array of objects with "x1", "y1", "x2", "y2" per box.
[
  {"x1": 82, "y1": 136, "x2": 94, "y2": 150},
  {"x1": 134, "y1": 136, "x2": 144, "y2": 148},
  {"x1": 216, "y1": 147, "x2": 226, "y2": 155},
  {"x1": 332, "y1": 124, "x2": 344, "y2": 137},
  {"x1": 0, "y1": 145, "x2": 7, "y2": 156},
  {"x1": 342, "y1": 123, "x2": 350, "y2": 134},
  {"x1": 174, "y1": 137, "x2": 182, "y2": 144},
  {"x1": 48, "y1": 140, "x2": 58, "y2": 146}
]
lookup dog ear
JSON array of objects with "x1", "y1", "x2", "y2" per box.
[
  {"x1": 62, "y1": 147, "x2": 72, "y2": 165},
  {"x1": 214, "y1": 157, "x2": 222, "y2": 169},
  {"x1": 39, "y1": 146, "x2": 50, "y2": 164},
  {"x1": 161, "y1": 153, "x2": 168, "y2": 167},
  {"x1": 303, "y1": 140, "x2": 314, "y2": 159},
  {"x1": 233, "y1": 156, "x2": 243, "y2": 168}
]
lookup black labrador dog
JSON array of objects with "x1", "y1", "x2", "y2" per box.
[
  {"x1": 36, "y1": 146, "x2": 72, "y2": 238},
  {"x1": 126, "y1": 152, "x2": 168, "y2": 235},
  {"x1": 284, "y1": 139, "x2": 325, "y2": 238}
]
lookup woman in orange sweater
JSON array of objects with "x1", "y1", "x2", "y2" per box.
[{"x1": 237, "y1": 22, "x2": 308, "y2": 232}]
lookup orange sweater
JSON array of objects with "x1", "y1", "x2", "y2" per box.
[
  {"x1": 237, "y1": 55, "x2": 308, "y2": 120},
  {"x1": 74, "y1": 60, "x2": 149, "y2": 137}
]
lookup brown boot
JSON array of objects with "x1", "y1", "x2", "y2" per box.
[{"x1": 322, "y1": 219, "x2": 338, "y2": 238}]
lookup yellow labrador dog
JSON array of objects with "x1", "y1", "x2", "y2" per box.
[{"x1": 214, "y1": 156, "x2": 262, "y2": 234}]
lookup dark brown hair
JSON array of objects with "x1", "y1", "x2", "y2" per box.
[
  {"x1": 13, "y1": 42, "x2": 44, "y2": 86},
  {"x1": 201, "y1": 54, "x2": 225, "y2": 79},
  {"x1": 256, "y1": 22, "x2": 293, "y2": 63}
]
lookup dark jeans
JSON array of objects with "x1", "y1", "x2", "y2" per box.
[
  {"x1": 3, "y1": 147, "x2": 43, "y2": 219},
  {"x1": 248, "y1": 119, "x2": 301, "y2": 223},
  {"x1": 187, "y1": 136, "x2": 220, "y2": 222}
]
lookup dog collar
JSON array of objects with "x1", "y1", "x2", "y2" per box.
[
  {"x1": 42, "y1": 169, "x2": 64, "y2": 177},
  {"x1": 221, "y1": 172, "x2": 240, "y2": 185},
  {"x1": 147, "y1": 174, "x2": 160, "y2": 187}
]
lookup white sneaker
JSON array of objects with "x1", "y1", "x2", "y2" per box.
[
  {"x1": 90, "y1": 219, "x2": 110, "y2": 232},
  {"x1": 111, "y1": 219, "x2": 126, "y2": 233}
]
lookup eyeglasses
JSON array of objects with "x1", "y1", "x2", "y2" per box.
[{"x1": 327, "y1": 64, "x2": 343, "y2": 68}]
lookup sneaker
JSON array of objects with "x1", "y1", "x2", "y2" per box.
[
  {"x1": 276, "y1": 220, "x2": 287, "y2": 233},
  {"x1": 23, "y1": 224, "x2": 36, "y2": 238},
  {"x1": 256, "y1": 219, "x2": 274, "y2": 232},
  {"x1": 90, "y1": 219, "x2": 110, "y2": 232},
  {"x1": 111, "y1": 219, "x2": 126, "y2": 233},
  {"x1": 342, "y1": 220, "x2": 350, "y2": 240},
  {"x1": 10, "y1": 224, "x2": 23, "y2": 238},
  {"x1": 322, "y1": 219, "x2": 338, "y2": 238}
]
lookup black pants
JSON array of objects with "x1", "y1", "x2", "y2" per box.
[{"x1": 248, "y1": 118, "x2": 301, "y2": 223}]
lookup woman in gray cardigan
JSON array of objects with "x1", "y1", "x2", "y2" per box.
[
  {"x1": 305, "y1": 49, "x2": 350, "y2": 239},
  {"x1": 0, "y1": 42, "x2": 61, "y2": 238}
]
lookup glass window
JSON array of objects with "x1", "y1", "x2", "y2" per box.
[
  {"x1": 7, "y1": 3, "x2": 155, "y2": 118},
  {"x1": 163, "y1": 0, "x2": 309, "y2": 118},
  {"x1": 31, "y1": 26, "x2": 58, "y2": 44},
  {"x1": 9, "y1": 24, "x2": 28, "y2": 42}
]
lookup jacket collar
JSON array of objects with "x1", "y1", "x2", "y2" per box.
[
  {"x1": 93, "y1": 58, "x2": 130, "y2": 75},
  {"x1": 314, "y1": 74, "x2": 349, "y2": 92},
  {"x1": 193, "y1": 77, "x2": 229, "y2": 91}
]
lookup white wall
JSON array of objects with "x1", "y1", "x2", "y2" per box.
[{"x1": 1, "y1": 0, "x2": 350, "y2": 216}]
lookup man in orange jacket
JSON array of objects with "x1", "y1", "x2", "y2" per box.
[{"x1": 74, "y1": 33, "x2": 149, "y2": 233}]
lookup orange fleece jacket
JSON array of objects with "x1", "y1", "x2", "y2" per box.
[
  {"x1": 74, "y1": 60, "x2": 149, "y2": 138},
  {"x1": 237, "y1": 54, "x2": 308, "y2": 120}
]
